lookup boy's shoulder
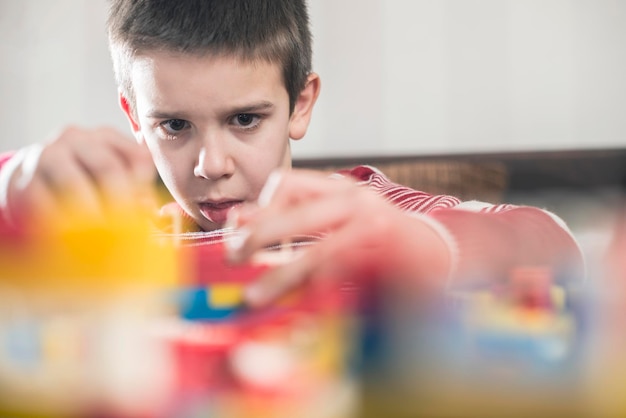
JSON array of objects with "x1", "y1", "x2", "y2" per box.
[{"x1": 337, "y1": 164, "x2": 463, "y2": 213}]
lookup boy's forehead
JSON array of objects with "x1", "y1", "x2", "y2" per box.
[
  {"x1": 130, "y1": 50, "x2": 284, "y2": 87},
  {"x1": 129, "y1": 50, "x2": 289, "y2": 112}
]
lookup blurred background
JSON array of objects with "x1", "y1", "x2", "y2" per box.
[{"x1": 0, "y1": 0, "x2": 625, "y2": 158}]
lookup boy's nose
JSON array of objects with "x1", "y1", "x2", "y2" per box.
[{"x1": 193, "y1": 142, "x2": 235, "y2": 181}]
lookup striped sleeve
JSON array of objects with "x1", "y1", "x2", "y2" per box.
[
  {"x1": 339, "y1": 165, "x2": 585, "y2": 285},
  {"x1": 0, "y1": 151, "x2": 18, "y2": 224},
  {"x1": 338, "y1": 165, "x2": 461, "y2": 213}
]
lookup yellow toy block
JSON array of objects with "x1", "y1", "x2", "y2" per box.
[{"x1": 209, "y1": 284, "x2": 244, "y2": 308}]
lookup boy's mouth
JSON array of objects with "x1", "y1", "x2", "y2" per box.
[{"x1": 198, "y1": 200, "x2": 243, "y2": 225}]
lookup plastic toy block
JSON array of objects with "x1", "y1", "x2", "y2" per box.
[
  {"x1": 550, "y1": 285, "x2": 566, "y2": 311},
  {"x1": 182, "y1": 242, "x2": 269, "y2": 286},
  {"x1": 179, "y1": 288, "x2": 242, "y2": 321},
  {"x1": 209, "y1": 284, "x2": 244, "y2": 308}
]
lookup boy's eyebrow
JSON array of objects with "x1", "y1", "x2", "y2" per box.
[
  {"x1": 145, "y1": 110, "x2": 187, "y2": 119},
  {"x1": 225, "y1": 101, "x2": 274, "y2": 114},
  {"x1": 145, "y1": 101, "x2": 275, "y2": 119}
]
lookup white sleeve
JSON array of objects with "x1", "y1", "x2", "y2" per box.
[{"x1": 0, "y1": 144, "x2": 44, "y2": 225}]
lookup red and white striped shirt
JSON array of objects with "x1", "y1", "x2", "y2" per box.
[
  {"x1": 154, "y1": 165, "x2": 584, "y2": 283},
  {"x1": 0, "y1": 152, "x2": 584, "y2": 282}
]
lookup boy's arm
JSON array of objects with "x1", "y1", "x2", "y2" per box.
[
  {"x1": 340, "y1": 165, "x2": 585, "y2": 285},
  {"x1": 428, "y1": 205, "x2": 584, "y2": 287},
  {"x1": 226, "y1": 168, "x2": 585, "y2": 307}
]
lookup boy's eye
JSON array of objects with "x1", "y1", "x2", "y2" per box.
[
  {"x1": 232, "y1": 113, "x2": 261, "y2": 129},
  {"x1": 157, "y1": 119, "x2": 191, "y2": 140},
  {"x1": 163, "y1": 119, "x2": 189, "y2": 132},
  {"x1": 237, "y1": 114, "x2": 253, "y2": 126}
]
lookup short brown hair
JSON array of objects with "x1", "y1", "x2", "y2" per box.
[{"x1": 107, "y1": 0, "x2": 312, "y2": 114}]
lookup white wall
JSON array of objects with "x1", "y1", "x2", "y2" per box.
[
  {"x1": 0, "y1": 0, "x2": 125, "y2": 151},
  {"x1": 2, "y1": 0, "x2": 625, "y2": 158},
  {"x1": 300, "y1": 0, "x2": 626, "y2": 158}
]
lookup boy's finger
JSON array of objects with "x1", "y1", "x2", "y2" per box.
[
  {"x1": 66, "y1": 128, "x2": 157, "y2": 211},
  {"x1": 102, "y1": 129, "x2": 156, "y2": 186},
  {"x1": 34, "y1": 155, "x2": 103, "y2": 218},
  {"x1": 103, "y1": 130, "x2": 157, "y2": 209},
  {"x1": 86, "y1": 127, "x2": 156, "y2": 192},
  {"x1": 73, "y1": 142, "x2": 137, "y2": 207},
  {"x1": 131, "y1": 144, "x2": 157, "y2": 187},
  {"x1": 9, "y1": 178, "x2": 66, "y2": 223},
  {"x1": 227, "y1": 190, "x2": 356, "y2": 263},
  {"x1": 244, "y1": 249, "x2": 316, "y2": 307},
  {"x1": 259, "y1": 169, "x2": 355, "y2": 210},
  {"x1": 92, "y1": 127, "x2": 144, "y2": 162}
]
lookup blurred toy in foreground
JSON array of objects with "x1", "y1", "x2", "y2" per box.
[
  {"x1": 162, "y1": 239, "x2": 359, "y2": 418},
  {"x1": 0, "y1": 210, "x2": 178, "y2": 418},
  {"x1": 359, "y1": 264, "x2": 589, "y2": 418},
  {"x1": 0, "y1": 214, "x2": 359, "y2": 418},
  {"x1": 1, "y1": 211, "x2": 612, "y2": 418},
  {"x1": 585, "y1": 204, "x2": 626, "y2": 416}
]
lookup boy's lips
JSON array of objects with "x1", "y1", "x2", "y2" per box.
[{"x1": 198, "y1": 200, "x2": 243, "y2": 225}]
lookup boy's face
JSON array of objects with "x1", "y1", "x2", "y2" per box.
[{"x1": 121, "y1": 51, "x2": 318, "y2": 231}]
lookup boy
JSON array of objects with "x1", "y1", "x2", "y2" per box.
[{"x1": 0, "y1": 0, "x2": 583, "y2": 306}]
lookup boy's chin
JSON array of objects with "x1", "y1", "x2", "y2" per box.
[
  {"x1": 197, "y1": 202, "x2": 243, "y2": 230},
  {"x1": 196, "y1": 218, "x2": 225, "y2": 232}
]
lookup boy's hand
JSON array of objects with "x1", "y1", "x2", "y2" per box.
[
  {"x1": 226, "y1": 169, "x2": 452, "y2": 307},
  {"x1": 1, "y1": 126, "x2": 156, "y2": 223}
]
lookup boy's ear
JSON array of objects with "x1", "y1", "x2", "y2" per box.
[
  {"x1": 119, "y1": 93, "x2": 145, "y2": 144},
  {"x1": 288, "y1": 72, "x2": 321, "y2": 140}
]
